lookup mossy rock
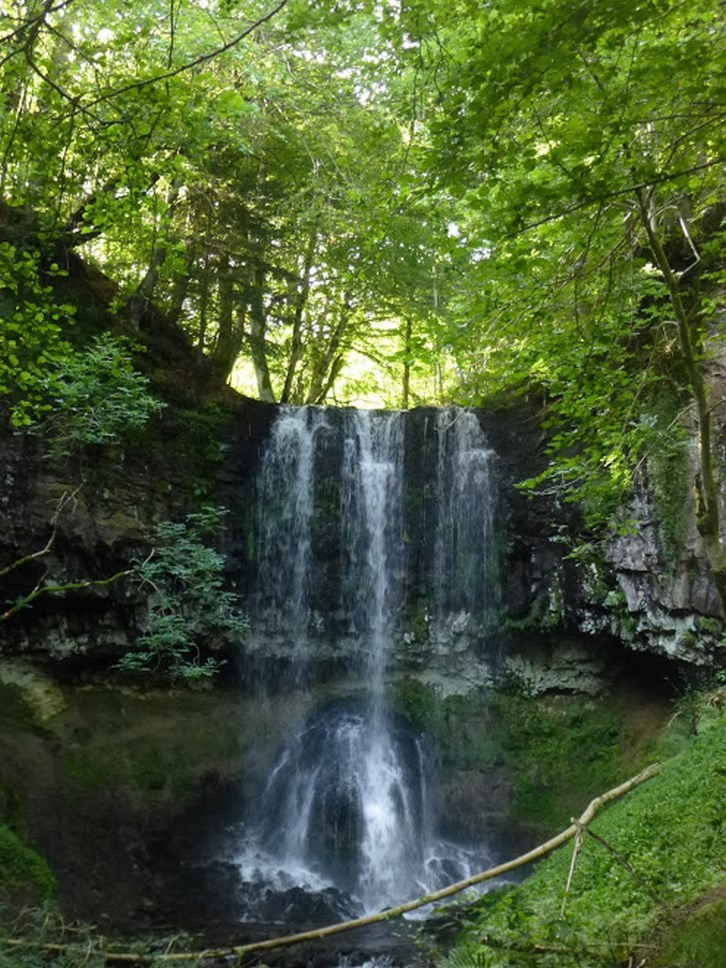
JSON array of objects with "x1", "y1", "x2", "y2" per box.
[
  {"x1": 392, "y1": 678, "x2": 670, "y2": 838},
  {"x1": 0, "y1": 825, "x2": 56, "y2": 905},
  {"x1": 0, "y1": 663, "x2": 66, "y2": 727}
]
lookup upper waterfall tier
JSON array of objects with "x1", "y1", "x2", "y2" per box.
[{"x1": 249, "y1": 405, "x2": 499, "y2": 678}]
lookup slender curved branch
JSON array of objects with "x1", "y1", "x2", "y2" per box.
[
  {"x1": 0, "y1": 487, "x2": 80, "y2": 579},
  {"x1": 518, "y1": 156, "x2": 726, "y2": 233},
  {"x1": 0, "y1": 0, "x2": 76, "y2": 48},
  {"x1": 1, "y1": 568, "x2": 133, "y2": 622},
  {"x1": 0, "y1": 763, "x2": 661, "y2": 964}
]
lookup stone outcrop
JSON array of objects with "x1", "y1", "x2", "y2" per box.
[{"x1": 1, "y1": 383, "x2": 723, "y2": 689}]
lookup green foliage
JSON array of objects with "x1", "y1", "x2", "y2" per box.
[
  {"x1": 118, "y1": 507, "x2": 247, "y2": 681},
  {"x1": 426, "y1": 0, "x2": 724, "y2": 526},
  {"x1": 41, "y1": 333, "x2": 164, "y2": 458},
  {"x1": 0, "y1": 245, "x2": 75, "y2": 427},
  {"x1": 0, "y1": 241, "x2": 162, "y2": 453},
  {"x1": 0, "y1": 0, "x2": 722, "y2": 432},
  {"x1": 0, "y1": 826, "x2": 55, "y2": 903},
  {"x1": 0, "y1": 0, "x2": 453, "y2": 407},
  {"x1": 445, "y1": 707, "x2": 726, "y2": 968},
  {"x1": 652, "y1": 895, "x2": 726, "y2": 968}
]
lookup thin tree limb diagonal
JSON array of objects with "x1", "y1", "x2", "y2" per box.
[{"x1": 0, "y1": 763, "x2": 661, "y2": 965}]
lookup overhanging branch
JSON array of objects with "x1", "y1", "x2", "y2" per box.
[
  {"x1": 81, "y1": 0, "x2": 289, "y2": 112},
  {"x1": 518, "y1": 156, "x2": 726, "y2": 234}
]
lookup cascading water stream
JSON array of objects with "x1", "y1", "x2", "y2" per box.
[
  {"x1": 433, "y1": 408, "x2": 496, "y2": 637},
  {"x1": 235, "y1": 405, "x2": 498, "y2": 919},
  {"x1": 252, "y1": 406, "x2": 329, "y2": 678},
  {"x1": 340, "y1": 411, "x2": 415, "y2": 909}
]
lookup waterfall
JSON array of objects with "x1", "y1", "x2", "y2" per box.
[
  {"x1": 252, "y1": 406, "x2": 329, "y2": 677},
  {"x1": 236, "y1": 406, "x2": 498, "y2": 918},
  {"x1": 340, "y1": 410, "x2": 405, "y2": 693},
  {"x1": 339, "y1": 411, "x2": 414, "y2": 908},
  {"x1": 433, "y1": 408, "x2": 496, "y2": 638}
]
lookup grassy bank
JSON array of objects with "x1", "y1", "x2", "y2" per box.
[{"x1": 443, "y1": 691, "x2": 725, "y2": 968}]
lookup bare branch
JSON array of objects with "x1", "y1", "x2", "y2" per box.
[
  {"x1": 0, "y1": 763, "x2": 661, "y2": 963},
  {"x1": 0, "y1": 487, "x2": 81, "y2": 579}
]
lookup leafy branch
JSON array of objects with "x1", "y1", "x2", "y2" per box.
[
  {"x1": 62, "y1": 0, "x2": 291, "y2": 117},
  {"x1": 518, "y1": 156, "x2": 726, "y2": 234}
]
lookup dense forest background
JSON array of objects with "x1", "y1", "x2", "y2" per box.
[{"x1": 1, "y1": 0, "x2": 723, "y2": 537}]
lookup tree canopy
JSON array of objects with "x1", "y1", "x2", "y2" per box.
[{"x1": 1, "y1": 0, "x2": 724, "y2": 536}]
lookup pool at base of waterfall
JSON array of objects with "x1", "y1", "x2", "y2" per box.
[
  {"x1": 228, "y1": 827, "x2": 500, "y2": 924},
  {"x1": 221, "y1": 700, "x2": 501, "y2": 924}
]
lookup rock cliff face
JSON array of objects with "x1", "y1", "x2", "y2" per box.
[
  {"x1": 0, "y1": 391, "x2": 723, "y2": 691},
  {"x1": 0, "y1": 390, "x2": 718, "y2": 935},
  {"x1": 0, "y1": 398, "x2": 274, "y2": 668},
  {"x1": 578, "y1": 470, "x2": 724, "y2": 665}
]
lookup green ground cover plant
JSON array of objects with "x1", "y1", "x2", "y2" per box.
[
  {"x1": 0, "y1": 826, "x2": 55, "y2": 907},
  {"x1": 445, "y1": 694, "x2": 725, "y2": 968}
]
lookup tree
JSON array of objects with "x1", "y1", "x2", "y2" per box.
[
  {"x1": 0, "y1": 0, "x2": 449, "y2": 406},
  {"x1": 420, "y1": 0, "x2": 725, "y2": 592}
]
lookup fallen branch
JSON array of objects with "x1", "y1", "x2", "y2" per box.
[
  {"x1": 560, "y1": 817, "x2": 584, "y2": 916},
  {"x1": 0, "y1": 763, "x2": 661, "y2": 965}
]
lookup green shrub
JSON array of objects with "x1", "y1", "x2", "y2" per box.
[
  {"x1": 118, "y1": 506, "x2": 248, "y2": 681},
  {"x1": 42, "y1": 333, "x2": 163, "y2": 458}
]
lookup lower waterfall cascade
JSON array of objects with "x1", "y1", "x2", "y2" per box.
[{"x1": 234, "y1": 405, "x2": 499, "y2": 919}]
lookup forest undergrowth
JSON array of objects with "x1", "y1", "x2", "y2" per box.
[{"x1": 443, "y1": 688, "x2": 725, "y2": 968}]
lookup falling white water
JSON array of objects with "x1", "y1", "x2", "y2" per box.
[
  {"x1": 433, "y1": 408, "x2": 496, "y2": 636},
  {"x1": 252, "y1": 406, "x2": 329, "y2": 669},
  {"x1": 340, "y1": 410, "x2": 405, "y2": 688},
  {"x1": 340, "y1": 412, "x2": 417, "y2": 909},
  {"x1": 236, "y1": 406, "x2": 500, "y2": 918}
]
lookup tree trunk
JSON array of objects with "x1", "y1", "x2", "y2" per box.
[
  {"x1": 305, "y1": 298, "x2": 352, "y2": 404},
  {"x1": 247, "y1": 260, "x2": 276, "y2": 402},
  {"x1": 125, "y1": 176, "x2": 182, "y2": 331},
  {"x1": 125, "y1": 243, "x2": 167, "y2": 331},
  {"x1": 208, "y1": 266, "x2": 248, "y2": 382},
  {"x1": 281, "y1": 229, "x2": 317, "y2": 403},
  {"x1": 636, "y1": 187, "x2": 726, "y2": 613},
  {"x1": 401, "y1": 316, "x2": 412, "y2": 410}
]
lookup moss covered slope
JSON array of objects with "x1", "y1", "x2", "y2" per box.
[{"x1": 446, "y1": 695, "x2": 725, "y2": 968}]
